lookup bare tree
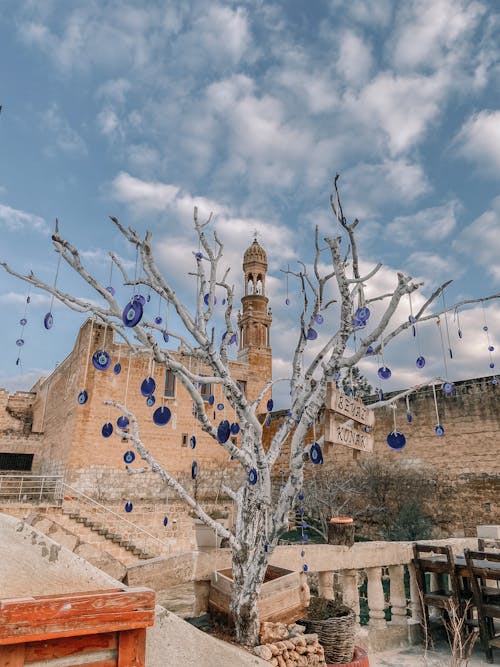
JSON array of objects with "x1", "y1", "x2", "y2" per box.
[{"x1": 2, "y1": 175, "x2": 499, "y2": 646}]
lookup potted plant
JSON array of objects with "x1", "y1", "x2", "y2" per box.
[{"x1": 300, "y1": 597, "x2": 369, "y2": 666}]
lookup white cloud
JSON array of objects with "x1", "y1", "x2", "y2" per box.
[
  {"x1": 110, "y1": 172, "x2": 180, "y2": 215},
  {"x1": 391, "y1": 0, "x2": 485, "y2": 71},
  {"x1": 0, "y1": 292, "x2": 50, "y2": 306},
  {"x1": 96, "y1": 78, "x2": 131, "y2": 103},
  {"x1": 386, "y1": 200, "x2": 461, "y2": 246},
  {"x1": 406, "y1": 251, "x2": 462, "y2": 283},
  {"x1": 337, "y1": 31, "x2": 373, "y2": 86},
  {"x1": 454, "y1": 196, "x2": 500, "y2": 283},
  {"x1": 342, "y1": 160, "x2": 431, "y2": 218},
  {"x1": 40, "y1": 103, "x2": 87, "y2": 156},
  {"x1": 453, "y1": 110, "x2": 500, "y2": 175},
  {"x1": 97, "y1": 108, "x2": 122, "y2": 138},
  {"x1": 329, "y1": 0, "x2": 393, "y2": 27},
  {"x1": 349, "y1": 72, "x2": 445, "y2": 155},
  {"x1": 0, "y1": 204, "x2": 48, "y2": 233}
]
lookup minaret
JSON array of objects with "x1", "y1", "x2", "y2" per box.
[{"x1": 238, "y1": 238, "x2": 273, "y2": 401}]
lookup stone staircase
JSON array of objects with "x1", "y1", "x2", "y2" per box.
[{"x1": 59, "y1": 506, "x2": 159, "y2": 561}]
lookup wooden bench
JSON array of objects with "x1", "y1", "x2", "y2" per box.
[{"x1": 0, "y1": 587, "x2": 155, "y2": 667}]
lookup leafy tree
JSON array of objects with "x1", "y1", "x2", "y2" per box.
[{"x1": 2, "y1": 176, "x2": 498, "y2": 646}]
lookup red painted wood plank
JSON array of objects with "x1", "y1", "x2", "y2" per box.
[
  {"x1": 117, "y1": 629, "x2": 146, "y2": 667},
  {"x1": 24, "y1": 632, "x2": 117, "y2": 661},
  {"x1": 0, "y1": 644, "x2": 25, "y2": 666}
]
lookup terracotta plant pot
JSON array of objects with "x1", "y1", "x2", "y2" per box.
[{"x1": 327, "y1": 645, "x2": 369, "y2": 667}]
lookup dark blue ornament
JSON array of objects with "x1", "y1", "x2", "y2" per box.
[
  {"x1": 416, "y1": 356, "x2": 426, "y2": 369},
  {"x1": 155, "y1": 316, "x2": 163, "y2": 325},
  {"x1": 300, "y1": 550, "x2": 305, "y2": 558},
  {"x1": 163, "y1": 330, "x2": 169, "y2": 343},
  {"x1": 117, "y1": 415, "x2": 129, "y2": 429},
  {"x1": 285, "y1": 298, "x2": 290, "y2": 306},
  {"x1": 489, "y1": 345, "x2": 495, "y2": 352},
  {"x1": 217, "y1": 403, "x2": 224, "y2": 411},
  {"x1": 435, "y1": 424, "x2": 445, "y2": 436},
  {"x1": 133, "y1": 294, "x2": 146, "y2": 305},
  {"x1": 356, "y1": 306, "x2": 370, "y2": 323},
  {"x1": 265, "y1": 414, "x2": 271, "y2": 427},
  {"x1": 306, "y1": 328, "x2": 318, "y2": 340},
  {"x1": 77, "y1": 390, "x2": 88, "y2": 405},
  {"x1": 20, "y1": 318, "x2": 27, "y2": 326},
  {"x1": 229, "y1": 333, "x2": 237, "y2": 345},
  {"x1": 141, "y1": 376, "x2": 156, "y2": 397},
  {"x1": 124, "y1": 501, "x2": 133, "y2": 513},
  {"x1": 248, "y1": 468, "x2": 258, "y2": 485},
  {"x1": 483, "y1": 325, "x2": 489, "y2": 332},
  {"x1": 204, "y1": 293, "x2": 217, "y2": 306},
  {"x1": 442, "y1": 382, "x2": 455, "y2": 394},
  {"x1": 123, "y1": 450, "x2": 135, "y2": 464},
  {"x1": 208, "y1": 395, "x2": 215, "y2": 406},
  {"x1": 490, "y1": 362, "x2": 495, "y2": 369},
  {"x1": 298, "y1": 493, "x2": 304, "y2": 501},
  {"x1": 190, "y1": 435, "x2": 196, "y2": 449},
  {"x1": 366, "y1": 345, "x2": 374, "y2": 355},
  {"x1": 153, "y1": 406, "x2": 171, "y2": 426},
  {"x1": 230, "y1": 422, "x2": 240, "y2": 435},
  {"x1": 217, "y1": 420, "x2": 230, "y2": 444},
  {"x1": 315, "y1": 314, "x2": 324, "y2": 325},
  {"x1": 163, "y1": 516, "x2": 168, "y2": 527},
  {"x1": 16, "y1": 339, "x2": 24, "y2": 347},
  {"x1": 92, "y1": 350, "x2": 111, "y2": 371},
  {"x1": 458, "y1": 329, "x2": 463, "y2": 339},
  {"x1": 264, "y1": 542, "x2": 270, "y2": 553},
  {"x1": 44, "y1": 312, "x2": 53, "y2": 330},
  {"x1": 191, "y1": 460, "x2": 198, "y2": 480},
  {"x1": 113, "y1": 363, "x2": 122, "y2": 375},
  {"x1": 146, "y1": 395, "x2": 156, "y2": 407},
  {"x1": 102, "y1": 422, "x2": 113, "y2": 438},
  {"x1": 301, "y1": 534, "x2": 308, "y2": 542},
  {"x1": 122, "y1": 300, "x2": 143, "y2": 327},
  {"x1": 378, "y1": 366, "x2": 391, "y2": 380},
  {"x1": 491, "y1": 377, "x2": 499, "y2": 385},
  {"x1": 406, "y1": 411, "x2": 412, "y2": 423},
  {"x1": 302, "y1": 564, "x2": 309, "y2": 572},
  {"x1": 310, "y1": 442, "x2": 323, "y2": 464},
  {"x1": 195, "y1": 252, "x2": 203, "y2": 260},
  {"x1": 106, "y1": 286, "x2": 115, "y2": 296},
  {"x1": 298, "y1": 507, "x2": 305, "y2": 515},
  {"x1": 408, "y1": 315, "x2": 416, "y2": 324},
  {"x1": 266, "y1": 399, "x2": 274, "y2": 412},
  {"x1": 386, "y1": 431, "x2": 406, "y2": 450}
]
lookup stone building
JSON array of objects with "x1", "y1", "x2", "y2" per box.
[{"x1": 0, "y1": 238, "x2": 273, "y2": 502}]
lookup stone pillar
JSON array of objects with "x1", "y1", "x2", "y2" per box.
[
  {"x1": 366, "y1": 566, "x2": 386, "y2": 628},
  {"x1": 318, "y1": 571, "x2": 334, "y2": 600},
  {"x1": 388, "y1": 565, "x2": 407, "y2": 625},
  {"x1": 408, "y1": 562, "x2": 423, "y2": 644},
  {"x1": 341, "y1": 569, "x2": 360, "y2": 626},
  {"x1": 193, "y1": 579, "x2": 211, "y2": 616}
]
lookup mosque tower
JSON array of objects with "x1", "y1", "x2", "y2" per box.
[{"x1": 238, "y1": 237, "x2": 273, "y2": 401}]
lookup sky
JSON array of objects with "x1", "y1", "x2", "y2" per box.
[{"x1": 0, "y1": 0, "x2": 499, "y2": 409}]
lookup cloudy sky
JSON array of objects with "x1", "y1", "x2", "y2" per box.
[{"x1": 0, "y1": 0, "x2": 499, "y2": 407}]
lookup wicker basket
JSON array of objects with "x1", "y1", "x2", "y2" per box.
[{"x1": 300, "y1": 598, "x2": 355, "y2": 664}]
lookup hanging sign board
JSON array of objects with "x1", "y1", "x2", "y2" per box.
[
  {"x1": 324, "y1": 382, "x2": 375, "y2": 452},
  {"x1": 326, "y1": 384, "x2": 375, "y2": 427},
  {"x1": 324, "y1": 417, "x2": 374, "y2": 453}
]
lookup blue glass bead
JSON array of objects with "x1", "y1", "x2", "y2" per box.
[
  {"x1": 416, "y1": 356, "x2": 426, "y2": 369},
  {"x1": 378, "y1": 366, "x2": 391, "y2": 380},
  {"x1": 125, "y1": 501, "x2": 133, "y2": 513},
  {"x1": 435, "y1": 425, "x2": 445, "y2": 436}
]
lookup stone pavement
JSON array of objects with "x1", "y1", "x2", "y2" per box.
[{"x1": 372, "y1": 640, "x2": 494, "y2": 666}]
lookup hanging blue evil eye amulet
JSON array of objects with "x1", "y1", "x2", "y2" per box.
[
  {"x1": 378, "y1": 366, "x2": 391, "y2": 380},
  {"x1": 416, "y1": 356, "x2": 426, "y2": 369},
  {"x1": 122, "y1": 300, "x2": 143, "y2": 327},
  {"x1": 435, "y1": 424, "x2": 445, "y2": 436}
]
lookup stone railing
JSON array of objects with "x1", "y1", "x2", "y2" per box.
[{"x1": 126, "y1": 537, "x2": 478, "y2": 651}]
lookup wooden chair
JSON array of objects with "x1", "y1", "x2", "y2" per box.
[
  {"x1": 478, "y1": 537, "x2": 500, "y2": 552},
  {"x1": 412, "y1": 544, "x2": 463, "y2": 645},
  {"x1": 464, "y1": 549, "x2": 500, "y2": 663}
]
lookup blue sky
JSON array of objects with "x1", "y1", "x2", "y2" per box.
[{"x1": 0, "y1": 0, "x2": 499, "y2": 407}]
